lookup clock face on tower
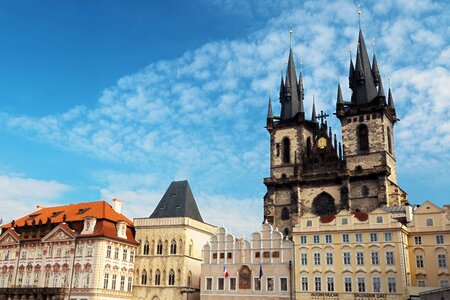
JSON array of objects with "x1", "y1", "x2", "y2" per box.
[{"x1": 316, "y1": 137, "x2": 327, "y2": 149}]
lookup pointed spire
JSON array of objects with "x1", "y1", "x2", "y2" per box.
[
  {"x1": 372, "y1": 54, "x2": 380, "y2": 86},
  {"x1": 350, "y1": 30, "x2": 378, "y2": 104},
  {"x1": 388, "y1": 78, "x2": 395, "y2": 109},
  {"x1": 312, "y1": 95, "x2": 317, "y2": 123},
  {"x1": 349, "y1": 50, "x2": 355, "y2": 88},
  {"x1": 279, "y1": 70, "x2": 285, "y2": 98},
  {"x1": 377, "y1": 76, "x2": 385, "y2": 98},
  {"x1": 337, "y1": 81, "x2": 344, "y2": 104},
  {"x1": 267, "y1": 95, "x2": 273, "y2": 119}
]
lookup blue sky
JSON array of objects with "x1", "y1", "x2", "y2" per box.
[{"x1": 0, "y1": 0, "x2": 448, "y2": 235}]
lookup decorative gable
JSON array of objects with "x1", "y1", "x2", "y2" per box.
[
  {"x1": 41, "y1": 224, "x2": 75, "y2": 242},
  {"x1": 116, "y1": 221, "x2": 127, "y2": 239},
  {"x1": 0, "y1": 230, "x2": 20, "y2": 245},
  {"x1": 81, "y1": 217, "x2": 97, "y2": 235}
]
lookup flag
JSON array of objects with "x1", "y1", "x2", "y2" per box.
[
  {"x1": 224, "y1": 265, "x2": 229, "y2": 279},
  {"x1": 259, "y1": 263, "x2": 263, "y2": 280}
]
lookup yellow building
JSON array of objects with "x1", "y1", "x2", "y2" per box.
[
  {"x1": 293, "y1": 208, "x2": 410, "y2": 300},
  {"x1": 132, "y1": 180, "x2": 216, "y2": 300},
  {"x1": 201, "y1": 222, "x2": 294, "y2": 300},
  {"x1": 408, "y1": 201, "x2": 450, "y2": 290}
]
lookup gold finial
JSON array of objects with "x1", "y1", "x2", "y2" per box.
[
  {"x1": 289, "y1": 27, "x2": 293, "y2": 49},
  {"x1": 358, "y1": 2, "x2": 362, "y2": 30},
  {"x1": 372, "y1": 39, "x2": 376, "y2": 55}
]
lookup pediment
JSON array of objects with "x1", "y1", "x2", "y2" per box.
[
  {"x1": 0, "y1": 230, "x2": 20, "y2": 245},
  {"x1": 42, "y1": 224, "x2": 75, "y2": 242},
  {"x1": 414, "y1": 201, "x2": 443, "y2": 214}
]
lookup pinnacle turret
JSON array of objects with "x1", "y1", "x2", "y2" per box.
[
  {"x1": 372, "y1": 54, "x2": 380, "y2": 86},
  {"x1": 388, "y1": 86, "x2": 395, "y2": 109},
  {"x1": 377, "y1": 77, "x2": 385, "y2": 98},
  {"x1": 337, "y1": 82, "x2": 344, "y2": 104},
  {"x1": 312, "y1": 96, "x2": 317, "y2": 123}
]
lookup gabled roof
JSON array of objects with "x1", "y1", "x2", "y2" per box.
[
  {"x1": 2, "y1": 201, "x2": 132, "y2": 229},
  {"x1": 149, "y1": 180, "x2": 204, "y2": 222}
]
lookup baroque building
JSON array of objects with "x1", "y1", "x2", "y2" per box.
[
  {"x1": 0, "y1": 199, "x2": 137, "y2": 300},
  {"x1": 133, "y1": 180, "x2": 216, "y2": 300},
  {"x1": 263, "y1": 29, "x2": 407, "y2": 237},
  {"x1": 200, "y1": 223, "x2": 293, "y2": 300}
]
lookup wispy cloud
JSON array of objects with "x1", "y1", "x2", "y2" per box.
[{"x1": 0, "y1": 0, "x2": 448, "y2": 232}]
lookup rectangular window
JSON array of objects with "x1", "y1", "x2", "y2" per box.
[
  {"x1": 357, "y1": 277, "x2": 366, "y2": 292},
  {"x1": 111, "y1": 274, "x2": 117, "y2": 290},
  {"x1": 267, "y1": 278, "x2": 274, "y2": 291},
  {"x1": 206, "y1": 278, "x2": 212, "y2": 290},
  {"x1": 325, "y1": 235, "x2": 332, "y2": 243},
  {"x1": 376, "y1": 216, "x2": 383, "y2": 223},
  {"x1": 342, "y1": 218, "x2": 348, "y2": 225},
  {"x1": 314, "y1": 253, "x2": 321, "y2": 265},
  {"x1": 386, "y1": 251, "x2": 395, "y2": 265},
  {"x1": 230, "y1": 278, "x2": 236, "y2": 290},
  {"x1": 123, "y1": 249, "x2": 127, "y2": 261},
  {"x1": 414, "y1": 236, "x2": 422, "y2": 245},
  {"x1": 438, "y1": 254, "x2": 447, "y2": 268},
  {"x1": 388, "y1": 277, "x2": 396, "y2": 292},
  {"x1": 254, "y1": 277, "x2": 261, "y2": 291},
  {"x1": 280, "y1": 277, "x2": 288, "y2": 291},
  {"x1": 106, "y1": 245, "x2": 111, "y2": 258},
  {"x1": 344, "y1": 277, "x2": 352, "y2": 292},
  {"x1": 371, "y1": 251, "x2": 379, "y2": 265},
  {"x1": 301, "y1": 277, "x2": 308, "y2": 291},
  {"x1": 436, "y1": 235, "x2": 444, "y2": 244},
  {"x1": 370, "y1": 233, "x2": 378, "y2": 242},
  {"x1": 326, "y1": 277, "x2": 334, "y2": 292},
  {"x1": 373, "y1": 277, "x2": 381, "y2": 292},
  {"x1": 384, "y1": 232, "x2": 392, "y2": 242},
  {"x1": 342, "y1": 234, "x2": 349, "y2": 243},
  {"x1": 301, "y1": 253, "x2": 308, "y2": 266},
  {"x1": 416, "y1": 255, "x2": 424, "y2": 268},
  {"x1": 313, "y1": 235, "x2": 320, "y2": 244},
  {"x1": 314, "y1": 277, "x2": 321, "y2": 292},
  {"x1": 114, "y1": 247, "x2": 119, "y2": 259},
  {"x1": 127, "y1": 277, "x2": 132, "y2": 292},
  {"x1": 440, "y1": 280, "x2": 449, "y2": 287},
  {"x1": 130, "y1": 251, "x2": 134, "y2": 262},
  {"x1": 356, "y1": 252, "x2": 364, "y2": 265},
  {"x1": 343, "y1": 252, "x2": 351, "y2": 265},
  {"x1": 355, "y1": 233, "x2": 363, "y2": 243},
  {"x1": 218, "y1": 278, "x2": 224, "y2": 291},
  {"x1": 255, "y1": 252, "x2": 260, "y2": 258},
  {"x1": 300, "y1": 236, "x2": 307, "y2": 244},
  {"x1": 120, "y1": 276, "x2": 125, "y2": 291},
  {"x1": 417, "y1": 280, "x2": 427, "y2": 287},
  {"x1": 326, "y1": 253, "x2": 333, "y2": 265}
]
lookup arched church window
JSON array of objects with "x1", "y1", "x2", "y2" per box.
[
  {"x1": 154, "y1": 269, "x2": 161, "y2": 285},
  {"x1": 141, "y1": 270, "x2": 147, "y2": 285},
  {"x1": 282, "y1": 137, "x2": 290, "y2": 163},
  {"x1": 387, "y1": 126, "x2": 392, "y2": 154},
  {"x1": 281, "y1": 207, "x2": 289, "y2": 220},
  {"x1": 157, "y1": 241, "x2": 163, "y2": 255},
  {"x1": 168, "y1": 269, "x2": 175, "y2": 285},
  {"x1": 238, "y1": 265, "x2": 251, "y2": 289},
  {"x1": 283, "y1": 228, "x2": 289, "y2": 237},
  {"x1": 312, "y1": 192, "x2": 337, "y2": 217},
  {"x1": 143, "y1": 241, "x2": 149, "y2": 255},
  {"x1": 170, "y1": 240, "x2": 177, "y2": 255},
  {"x1": 357, "y1": 124, "x2": 369, "y2": 151}
]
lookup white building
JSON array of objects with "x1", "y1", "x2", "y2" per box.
[{"x1": 0, "y1": 199, "x2": 137, "y2": 300}]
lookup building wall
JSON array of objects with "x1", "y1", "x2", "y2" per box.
[
  {"x1": 133, "y1": 217, "x2": 215, "y2": 300},
  {"x1": 200, "y1": 223, "x2": 293, "y2": 300}
]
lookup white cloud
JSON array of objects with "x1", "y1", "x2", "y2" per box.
[{"x1": 0, "y1": 175, "x2": 71, "y2": 225}]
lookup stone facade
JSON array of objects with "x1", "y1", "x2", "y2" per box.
[
  {"x1": 200, "y1": 223, "x2": 294, "y2": 300},
  {"x1": 264, "y1": 28, "x2": 408, "y2": 237}
]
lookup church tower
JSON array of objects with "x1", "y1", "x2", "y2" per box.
[
  {"x1": 336, "y1": 29, "x2": 406, "y2": 211},
  {"x1": 264, "y1": 29, "x2": 407, "y2": 238}
]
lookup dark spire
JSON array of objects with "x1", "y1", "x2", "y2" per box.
[
  {"x1": 312, "y1": 95, "x2": 317, "y2": 123},
  {"x1": 337, "y1": 81, "x2": 344, "y2": 104},
  {"x1": 350, "y1": 30, "x2": 378, "y2": 104},
  {"x1": 279, "y1": 48, "x2": 303, "y2": 121},
  {"x1": 388, "y1": 80, "x2": 395, "y2": 109},
  {"x1": 297, "y1": 58, "x2": 305, "y2": 115},
  {"x1": 279, "y1": 71, "x2": 285, "y2": 98},
  {"x1": 372, "y1": 54, "x2": 380, "y2": 86},
  {"x1": 149, "y1": 180, "x2": 204, "y2": 223},
  {"x1": 267, "y1": 96, "x2": 273, "y2": 119},
  {"x1": 349, "y1": 52, "x2": 355, "y2": 89},
  {"x1": 377, "y1": 77, "x2": 385, "y2": 98}
]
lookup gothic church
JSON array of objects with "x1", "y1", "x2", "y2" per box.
[{"x1": 263, "y1": 29, "x2": 408, "y2": 237}]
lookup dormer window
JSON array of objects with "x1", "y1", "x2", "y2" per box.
[
  {"x1": 116, "y1": 221, "x2": 127, "y2": 239},
  {"x1": 81, "y1": 217, "x2": 96, "y2": 235},
  {"x1": 78, "y1": 208, "x2": 90, "y2": 215}
]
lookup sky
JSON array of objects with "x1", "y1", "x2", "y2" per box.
[{"x1": 0, "y1": 0, "x2": 448, "y2": 236}]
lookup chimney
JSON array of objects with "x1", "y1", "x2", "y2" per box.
[{"x1": 112, "y1": 198, "x2": 123, "y2": 214}]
